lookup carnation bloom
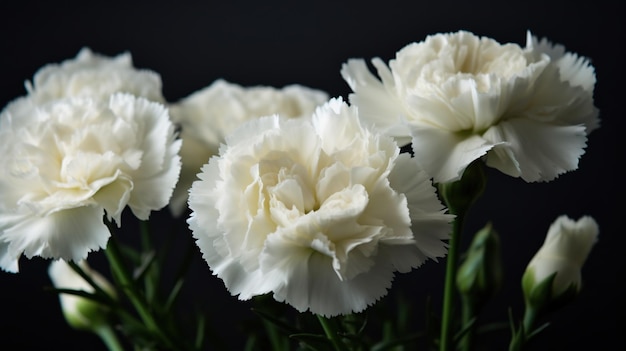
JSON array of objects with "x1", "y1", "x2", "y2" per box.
[
  {"x1": 523, "y1": 215, "x2": 599, "y2": 302},
  {"x1": 341, "y1": 30, "x2": 599, "y2": 183},
  {"x1": 25, "y1": 47, "x2": 164, "y2": 105},
  {"x1": 0, "y1": 93, "x2": 181, "y2": 272},
  {"x1": 187, "y1": 98, "x2": 453, "y2": 317},
  {"x1": 167, "y1": 79, "x2": 328, "y2": 216}
]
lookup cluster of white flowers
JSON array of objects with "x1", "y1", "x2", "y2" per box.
[{"x1": 2, "y1": 30, "x2": 599, "y2": 317}]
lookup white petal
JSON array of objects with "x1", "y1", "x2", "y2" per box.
[
  {"x1": 483, "y1": 119, "x2": 587, "y2": 182},
  {"x1": 528, "y1": 35, "x2": 596, "y2": 93},
  {"x1": 388, "y1": 154, "x2": 453, "y2": 262},
  {"x1": 0, "y1": 240, "x2": 19, "y2": 272},
  {"x1": 341, "y1": 59, "x2": 410, "y2": 144},
  {"x1": 411, "y1": 127, "x2": 497, "y2": 183},
  {"x1": 29, "y1": 48, "x2": 164, "y2": 104},
  {"x1": 543, "y1": 215, "x2": 599, "y2": 265},
  {"x1": 263, "y1": 232, "x2": 395, "y2": 317},
  {"x1": 168, "y1": 131, "x2": 217, "y2": 217},
  {"x1": 1, "y1": 206, "x2": 110, "y2": 269},
  {"x1": 109, "y1": 94, "x2": 182, "y2": 219},
  {"x1": 93, "y1": 174, "x2": 133, "y2": 225}
]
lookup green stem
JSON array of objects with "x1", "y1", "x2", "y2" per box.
[
  {"x1": 508, "y1": 307, "x2": 538, "y2": 351},
  {"x1": 317, "y1": 315, "x2": 348, "y2": 351},
  {"x1": 437, "y1": 161, "x2": 486, "y2": 351},
  {"x1": 439, "y1": 213, "x2": 465, "y2": 351},
  {"x1": 460, "y1": 297, "x2": 476, "y2": 351},
  {"x1": 105, "y1": 236, "x2": 177, "y2": 350},
  {"x1": 94, "y1": 324, "x2": 124, "y2": 351},
  {"x1": 521, "y1": 307, "x2": 537, "y2": 338}
]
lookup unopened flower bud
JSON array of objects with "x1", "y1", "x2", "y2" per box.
[
  {"x1": 456, "y1": 222, "x2": 503, "y2": 306},
  {"x1": 522, "y1": 215, "x2": 598, "y2": 313},
  {"x1": 48, "y1": 259, "x2": 115, "y2": 331}
]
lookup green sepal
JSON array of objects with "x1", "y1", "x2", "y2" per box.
[
  {"x1": 522, "y1": 270, "x2": 557, "y2": 313},
  {"x1": 437, "y1": 160, "x2": 487, "y2": 215}
]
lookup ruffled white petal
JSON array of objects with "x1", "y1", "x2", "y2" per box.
[
  {"x1": 168, "y1": 133, "x2": 215, "y2": 217},
  {"x1": 27, "y1": 47, "x2": 164, "y2": 104},
  {"x1": 341, "y1": 59, "x2": 411, "y2": 145},
  {"x1": 527, "y1": 32, "x2": 596, "y2": 94},
  {"x1": 0, "y1": 206, "x2": 110, "y2": 272},
  {"x1": 388, "y1": 154, "x2": 454, "y2": 261},
  {"x1": 109, "y1": 94, "x2": 182, "y2": 219},
  {"x1": 411, "y1": 127, "x2": 497, "y2": 183},
  {"x1": 483, "y1": 119, "x2": 587, "y2": 182},
  {"x1": 188, "y1": 162, "x2": 276, "y2": 299},
  {"x1": 262, "y1": 231, "x2": 395, "y2": 317}
]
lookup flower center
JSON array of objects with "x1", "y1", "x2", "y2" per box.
[{"x1": 259, "y1": 152, "x2": 318, "y2": 217}]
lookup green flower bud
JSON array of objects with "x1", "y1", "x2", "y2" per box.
[
  {"x1": 521, "y1": 215, "x2": 598, "y2": 313},
  {"x1": 456, "y1": 222, "x2": 503, "y2": 306},
  {"x1": 437, "y1": 160, "x2": 486, "y2": 215},
  {"x1": 48, "y1": 259, "x2": 116, "y2": 331}
]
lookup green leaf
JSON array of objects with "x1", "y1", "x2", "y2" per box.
[
  {"x1": 251, "y1": 307, "x2": 301, "y2": 335},
  {"x1": 243, "y1": 334, "x2": 258, "y2": 351},
  {"x1": 289, "y1": 333, "x2": 333, "y2": 351},
  {"x1": 453, "y1": 316, "x2": 477, "y2": 342},
  {"x1": 194, "y1": 312, "x2": 206, "y2": 350},
  {"x1": 164, "y1": 278, "x2": 185, "y2": 312},
  {"x1": 371, "y1": 331, "x2": 425, "y2": 351},
  {"x1": 133, "y1": 250, "x2": 157, "y2": 281},
  {"x1": 65, "y1": 261, "x2": 117, "y2": 305}
]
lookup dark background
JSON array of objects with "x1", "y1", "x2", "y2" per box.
[{"x1": 1, "y1": 1, "x2": 623, "y2": 350}]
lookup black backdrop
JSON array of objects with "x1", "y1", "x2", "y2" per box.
[{"x1": 1, "y1": 1, "x2": 624, "y2": 350}]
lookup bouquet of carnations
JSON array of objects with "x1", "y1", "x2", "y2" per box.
[{"x1": 0, "y1": 30, "x2": 599, "y2": 351}]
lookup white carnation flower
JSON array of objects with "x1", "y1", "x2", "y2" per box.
[
  {"x1": 0, "y1": 93, "x2": 181, "y2": 272},
  {"x1": 187, "y1": 97, "x2": 453, "y2": 317},
  {"x1": 168, "y1": 79, "x2": 328, "y2": 216},
  {"x1": 26, "y1": 47, "x2": 164, "y2": 105},
  {"x1": 341, "y1": 30, "x2": 599, "y2": 183}
]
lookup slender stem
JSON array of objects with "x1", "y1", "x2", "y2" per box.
[
  {"x1": 94, "y1": 324, "x2": 124, "y2": 351},
  {"x1": 522, "y1": 307, "x2": 537, "y2": 338},
  {"x1": 460, "y1": 297, "x2": 476, "y2": 351},
  {"x1": 437, "y1": 161, "x2": 486, "y2": 351},
  {"x1": 105, "y1": 236, "x2": 177, "y2": 350},
  {"x1": 508, "y1": 306, "x2": 539, "y2": 351},
  {"x1": 317, "y1": 315, "x2": 348, "y2": 351},
  {"x1": 439, "y1": 214, "x2": 464, "y2": 351}
]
